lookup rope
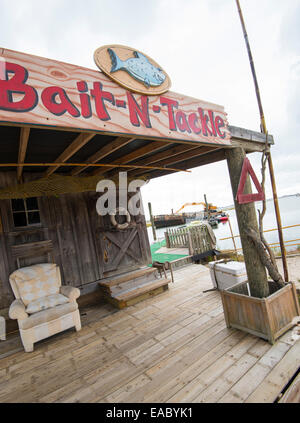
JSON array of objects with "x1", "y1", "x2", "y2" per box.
[
  {"x1": 203, "y1": 258, "x2": 232, "y2": 293},
  {"x1": 0, "y1": 173, "x2": 147, "y2": 199}
]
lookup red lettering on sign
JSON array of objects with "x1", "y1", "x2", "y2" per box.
[
  {"x1": 208, "y1": 110, "x2": 217, "y2": 136},
  {"x1": 77, "y1": 81, "x2": 92, "y2": 118},
  {"x1": 215, "y1": 115, "x2": 226, "y2": 139},
  {"x1": 0, "y1": 59, "x2": 229, "y2": 144},
  {"x1": 188, "y1": 113, "x2": 201, "y2": 134},
  {"x1": 126, "y1": 92, "x2": 151, "y2": 128},
  {"x1": 160, "y1": 97, "x2": 178, "y2": 131},
  {"x1": 198, "y1": 108, "x2": 213, "y2": 137},
  {"x1": 116, "y1": 99, "x2": 126, "y2": 108},
  {"x1": 41, "y1": 86, "x2": 80, "y2": 117},
  {"x1": 90, "y1": 82, "x2": 114, "y2": 121},
  {"x1": 0, "y1": 62, "x2": 38, "y2": 112},
  {"x1": 176, "y1": 111, "x2": 191, "y2": 133}
]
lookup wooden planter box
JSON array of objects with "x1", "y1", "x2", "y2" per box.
[{"x1": 220, "y1": 281, "x2": 300, "y2": 344}]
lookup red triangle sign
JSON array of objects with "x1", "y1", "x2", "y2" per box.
[{"x1": 236, "y1": 157, "x2": 265, "y2": 204}]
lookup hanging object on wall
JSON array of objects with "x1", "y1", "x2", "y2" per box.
[{"x1": 236, "y1": 157, "x2": 265, "y2": 204}]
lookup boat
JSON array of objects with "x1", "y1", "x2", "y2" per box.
[
  {"x1": 208, "y1": 217, "x2": 218, "y2": 227},
  {"x1": 153, "y1": 214, "x2": 186, "y2": 228},
  {"x1": 216, "y1": 213, "x2": 229, "y2": 222},
  {"x1": 187, "y1": 220, "x2": 204, "y2": 227}
]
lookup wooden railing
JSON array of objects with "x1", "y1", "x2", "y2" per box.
[
  {"x1": 188, "y1": 226, "x2": 213, "y2": 255},
  {"x1": 165, "y1": 226, "x2": 214, "y2": 255},
  {"x1": 165, "y1": 228, "x2": 189, "y2": 248},
  {"x1": 219, "y1": 223, "x2": 300, "y2": 254}
]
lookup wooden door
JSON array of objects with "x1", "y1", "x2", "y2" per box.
[
  {"x1": 89, "y1": 192, "x2": 152, "y2": 277},
  {"x1": 44, "y1": 193, "x2": 102, "y2": 287}
]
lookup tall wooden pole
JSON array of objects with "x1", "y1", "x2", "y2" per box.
[
  {"x1": 226, "y1": 147, "x2": 269, "y2": 298},
  {"x1": 148, "y1": 202, "x2": 157, "y2": 241},
  {"x1": 228, "y1": 216, "x2": 238, "y2": 260},
  {"x1": 235, "y1": 0, "x2": 288, "y2": 281},
  {"x1": 204, "y1": 194, "x2": 209, "y2": 219}
]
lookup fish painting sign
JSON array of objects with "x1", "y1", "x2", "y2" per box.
[
  {"x1": 108, "y1": 49, "x2": 166, "y2": 88},
  {"x1": 0, "y1": 47, "x2": 231, "y2": 146},
  {"x1": 94, "y1": 45, "x2": 171, "y2": 95}
]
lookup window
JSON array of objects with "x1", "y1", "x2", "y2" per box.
[{"x1": 11, "y1": 197, "x2": 41, "y2": 228}]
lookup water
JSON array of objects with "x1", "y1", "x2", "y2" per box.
[{"x1": 147, "y1": 195, "x2": 300, "y2": 253}]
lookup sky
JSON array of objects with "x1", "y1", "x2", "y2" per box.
[{"x1": 0, "y1": 0, "x2": 299, "y2": 218}]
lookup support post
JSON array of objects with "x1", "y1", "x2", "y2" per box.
[
  {"x1": 188, "y1": 231, "x2": 194, "y2": 256},
  {"x1": 226, "y1": 147, "x2": 269, "y2": 298},
  {"x1": 148, "y1": 202, "x2": 157, "y2": 241},
  {"x1": 204, "y1": 194, "x2": 209, "y2": 219},
  {"x1": 165, "y1": 231, "x2": 170, "y2": 248},
  {"x1": 228, "y1": 216, "x2": 238, "y2": 260},
  {"x1": 235, "y1": 0, "x2": 288, "y2": 282}
]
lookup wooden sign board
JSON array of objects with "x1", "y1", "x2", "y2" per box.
[{"x1": 0, "y1": 48, "x2": 231, "y2": 146}]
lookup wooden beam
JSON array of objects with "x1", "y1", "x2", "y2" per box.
[
  {"x1": 45, "y1": 132, "x2": 96, "y2": 176},
  {"x1": 153, "y1": 145, "x2": 217, "y2": 166},
  {"x1": 91, "y1": 141, "x2": 167, "y2": 176},
  {"x1": 138, "y1": 148, "x2": 225, "y2": 180},
  {"x1": 108, "y1": 143, "x2": 200, "y2": 178},
  {"x1": 71, "y1": 136, "x2": 135, "y2": 176},
  {"x1": 165, "y1": 147, "x2": 225, "y2": 171},
  {"x1": 136, "y1": 143, "x2": 200, "y2": 165},
  {"x1": 0, "y1": 162, "x2": 190, "y2": 172},
  {"x1": 17, "y1": 127, "x2": 30, "y2": 181},
  {"x1": 127, "y1": 144, "x2": 201, "y2": 177},
  {"x1": 229, "y1": 125, "x2": 274, "y2": 152},
  {"x1": 229, "y1": 125, "x2": 274, "y2": 144},
  {"x1": 131, "y1": 145, "x2": 216, "y2": 178}
]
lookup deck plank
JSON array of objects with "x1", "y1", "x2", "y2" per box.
[
  {"x1": 245, "y1": 340, "x2": 300, "y2": 403},
  {"x1": 0, "y1": 263, "x2": 297, "y2": 403}
]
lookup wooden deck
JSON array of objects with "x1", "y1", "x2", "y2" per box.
[{"x1": 0, "y1": 264, "x2": 299, "y2": 403}]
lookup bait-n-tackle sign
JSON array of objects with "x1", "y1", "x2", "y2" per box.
[{"x1": 0, "y1": 48, "x2": 231, "y2": 146}]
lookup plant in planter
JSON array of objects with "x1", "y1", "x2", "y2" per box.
[
  {"x1": 222, "y1": 143, "x2": 300, "y2": 344},
  {"x1": 222, "y1": 1, "x2": 300, "y2": 343}
]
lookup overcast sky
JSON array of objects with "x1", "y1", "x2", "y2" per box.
[{"x1": 1, "y1": 0, "x2": 299, "y2": 218}]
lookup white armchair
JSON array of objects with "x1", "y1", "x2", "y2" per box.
[{"x1": 9, "y1": 263, "x2": 81, "y2": 352}]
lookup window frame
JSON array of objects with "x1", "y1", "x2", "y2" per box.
[{"x1": 10, "y1": 197, "x2": 42, "y2": 229}]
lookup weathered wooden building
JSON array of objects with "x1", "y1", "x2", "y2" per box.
[{"x1": 0, "y1": 46, "x2": 273, "y2": 315}]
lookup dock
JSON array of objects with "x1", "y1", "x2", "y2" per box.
[{"x1": 0, "y1": 264, "x2": 299, "y2": 403}]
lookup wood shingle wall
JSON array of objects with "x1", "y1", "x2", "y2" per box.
[{"x1": 0, "y1": 172, "x2": 151, "y2": 310}]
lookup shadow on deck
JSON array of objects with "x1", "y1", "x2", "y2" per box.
[{"x1": 0, "y1": 264, "x2": 299, "y2": 403}]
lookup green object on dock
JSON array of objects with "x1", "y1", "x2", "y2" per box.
[{"x1": 150, "y1": 239, "x2": 187, "y2": 264}]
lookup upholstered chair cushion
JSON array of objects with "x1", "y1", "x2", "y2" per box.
[
  {"x1": 26, "y1": 293, "x2": 69, "y2": 314},
  {"x1": 60, "y1": 286, "x2": 80, "y2": 302},
  {"x1": 9, "y1": 299, "x2": 29, "y2": 320},
  {"x1": 12, "y1": 264, "x2": 60, "y2": 306},
  {"x1": 18, "y1": 302, "x2": 78, "y2": 330}
]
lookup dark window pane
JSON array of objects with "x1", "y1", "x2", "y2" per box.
[
  {"x1": 26, "y1": 197, "x2": 38, "y2": 210},
  {"x1": 13, "y1": 212, "x2": 27, "y2": 227},
  {"x1": 28, "y1": 211, "x2": 40, "y2": 225},
  {"x1": 11, "y1": 199, "x2": 25, "y2": 212}
]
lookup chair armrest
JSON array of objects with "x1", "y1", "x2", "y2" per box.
[
  {"x1": 60, "y1": 286, "x2": 80, "y2": 302},
  {"x1": 9, "y1": 299, "x2": 28, "y2": 320}
]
